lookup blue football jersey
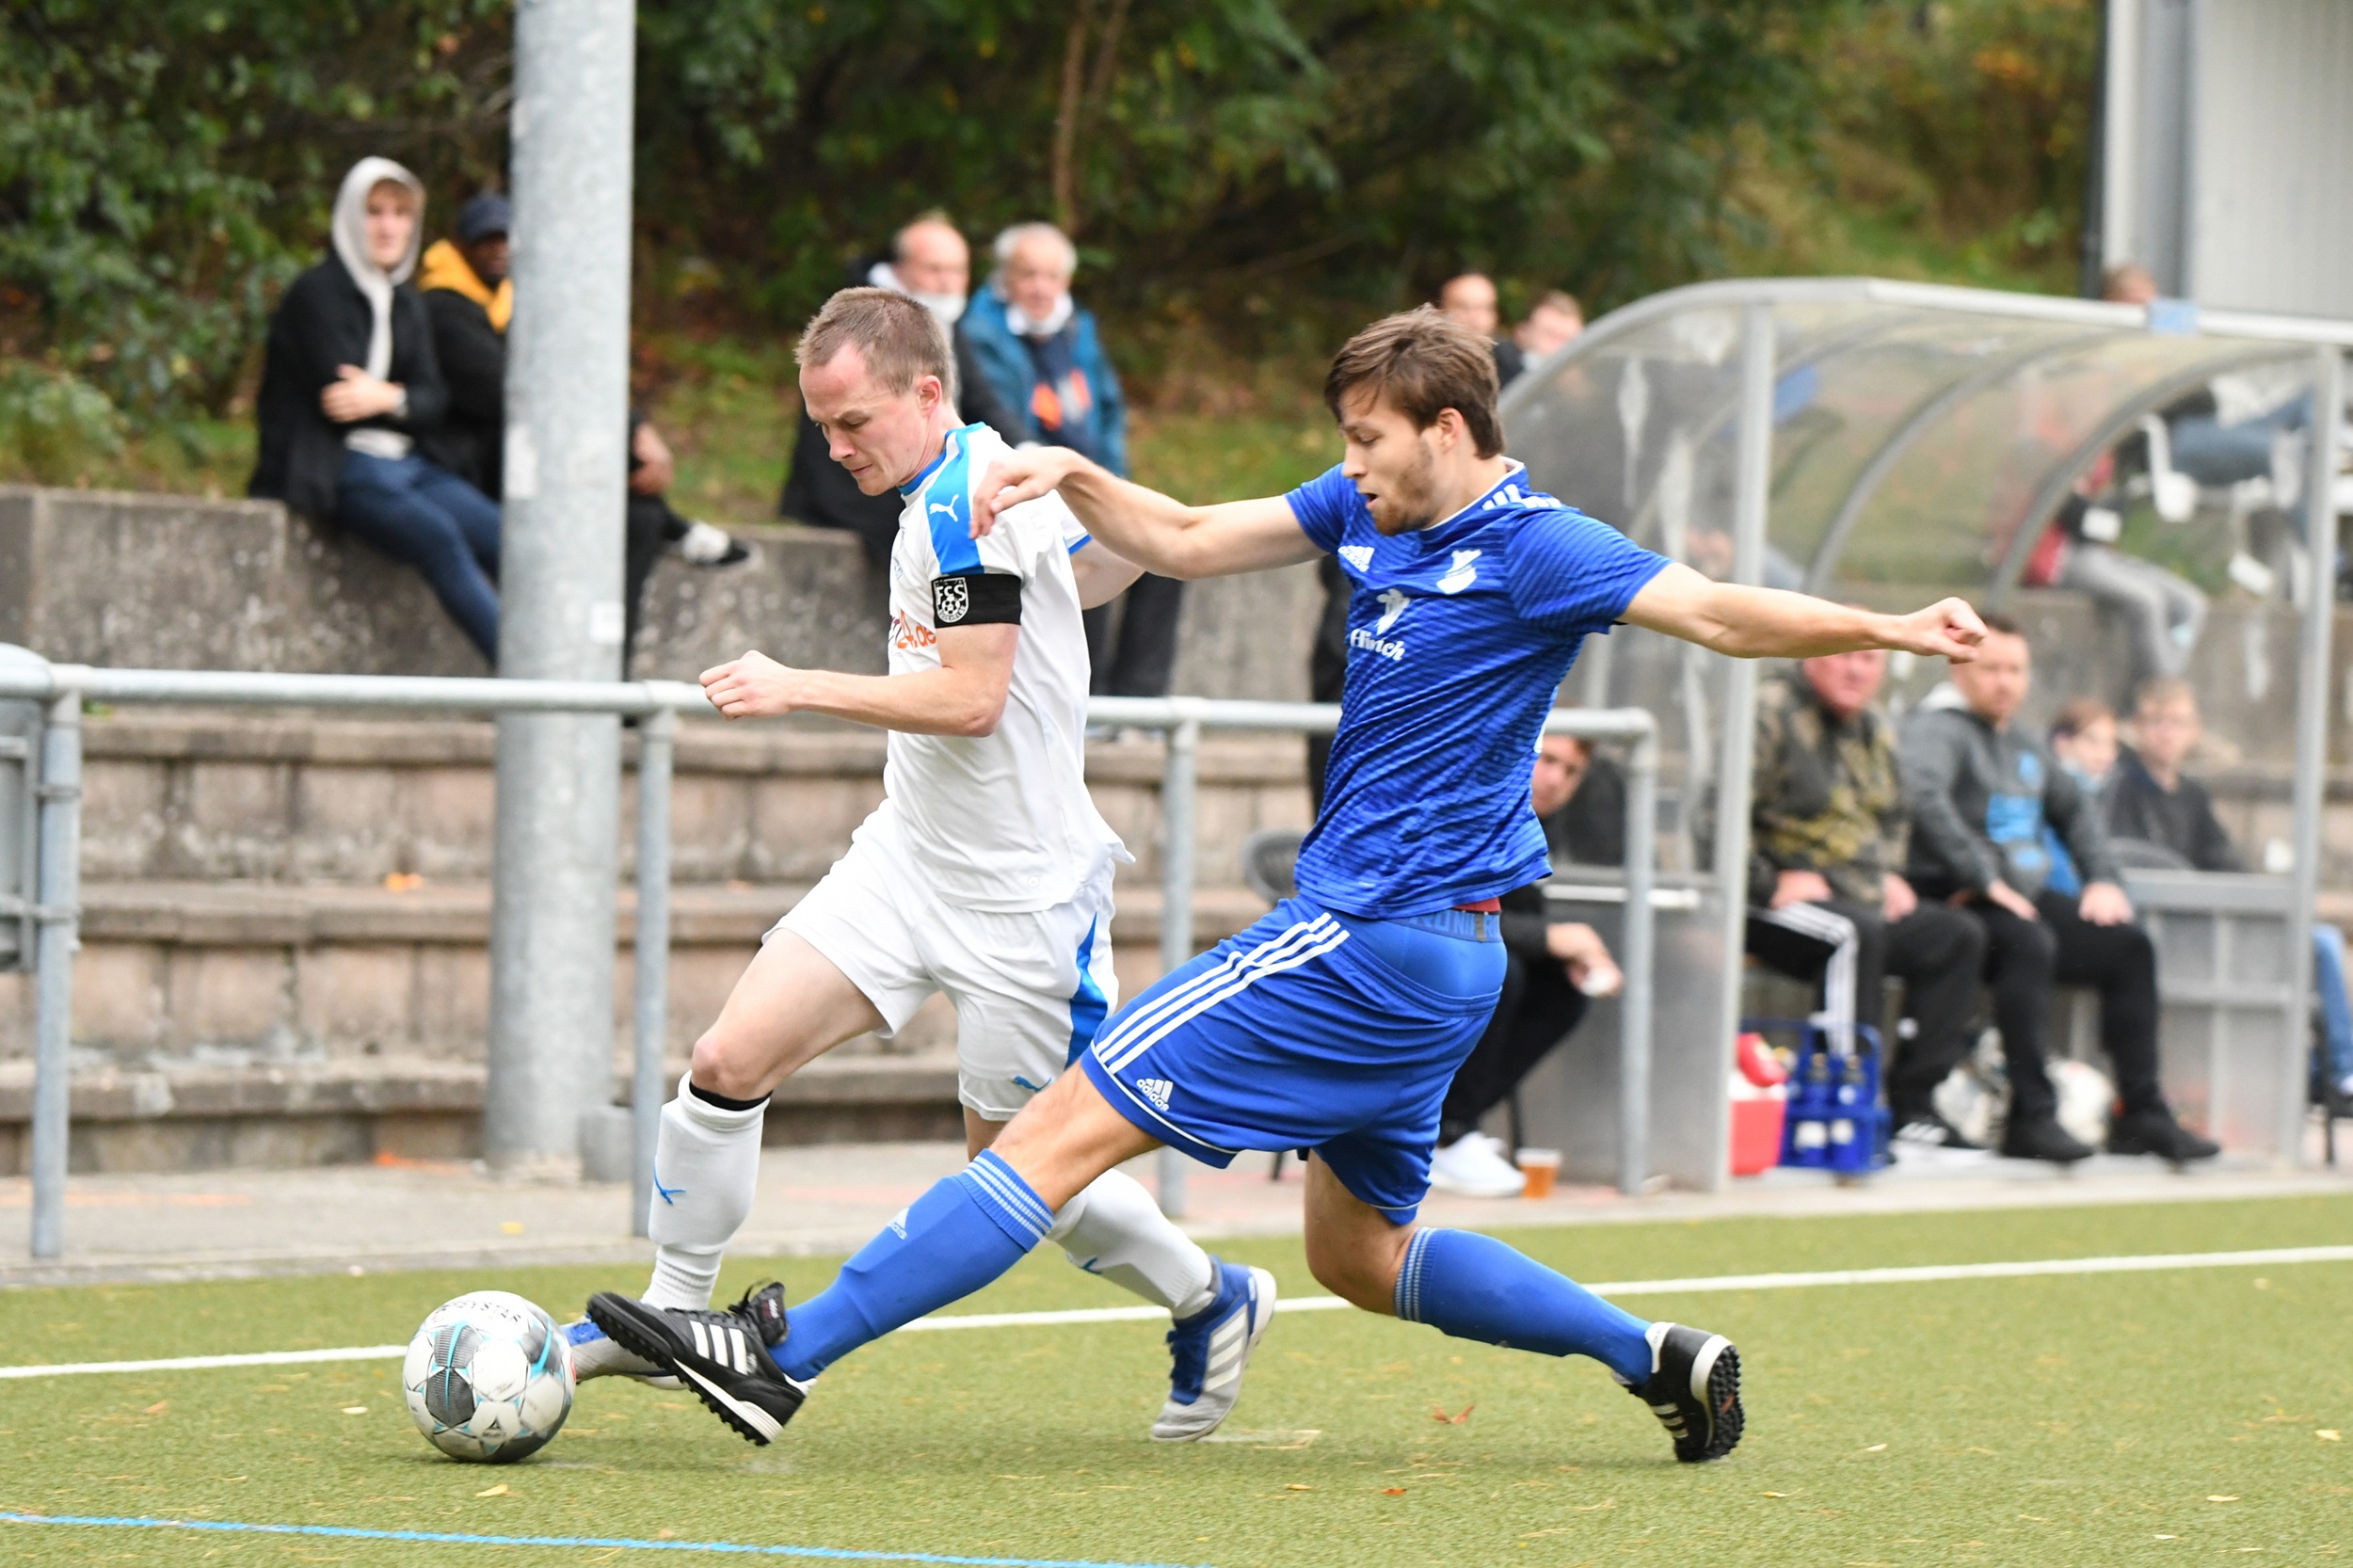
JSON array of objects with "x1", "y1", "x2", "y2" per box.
[{"x1": 1286, "y1": 462, "x2": 1671, "y2": 917}]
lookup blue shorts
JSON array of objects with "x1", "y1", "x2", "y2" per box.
[{"x1": 1080, "y1": 898, "x2": 1505, "y2": 1224}]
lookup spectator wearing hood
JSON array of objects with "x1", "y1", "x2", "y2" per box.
[
  {"x1": 965, "y1": 221, "x2": 1179, "y2": 699},
  {"x1": 418, "y1": 192, "x2": 745, "y2": 674},
  {"x1": 779, "y1": 214, "x2": 1022, "y2": 566},
  {"x1": 250, "y1": 158, "x2": 501, "y2": 661}
]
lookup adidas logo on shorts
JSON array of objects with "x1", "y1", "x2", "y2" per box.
[{"x1": 1137, "y1": 1077, "x2": 1175, "y2": 1112}]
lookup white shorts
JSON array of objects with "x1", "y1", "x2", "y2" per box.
[{"x1": 774, "y1": 809, "x2": 1119, "y2": 1121}]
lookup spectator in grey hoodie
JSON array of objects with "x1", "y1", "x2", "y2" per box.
[{"x1": 1900, "y1": 610, "x2": 2217, "y2": 1165}]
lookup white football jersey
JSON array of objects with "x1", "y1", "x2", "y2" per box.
[{"x1": 881, "y1": 422, "x2": 1127, "y2": 911}]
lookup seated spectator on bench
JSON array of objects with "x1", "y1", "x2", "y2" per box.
[
  {"x1": 2106, "y1": 678, "x2": 2353, "y2": 1106},
  {"x1": 250, "y1": 158, "x2": 501, "y2": 661},
  {"x1": 418, "y1": 192, "x2": 746, "y2": 675},
  {"x1": 1901, "y1": 613, "x2": 2217, "y2": 1164},
  {"x1": 1429, "y1": 741, "x2": 1623, "y2": 1196},
  {"x1": 1735, "y1": 649, "x2": 1990, "y2": 1155}
]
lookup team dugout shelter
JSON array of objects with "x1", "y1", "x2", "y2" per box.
[{"x1": 1498, "y1": 277, "x2": 2352, "y2": 1190}]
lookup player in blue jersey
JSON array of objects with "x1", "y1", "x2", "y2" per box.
[{"x1": 589, "y1": 308, "x2": 1983, "y2": 1461}]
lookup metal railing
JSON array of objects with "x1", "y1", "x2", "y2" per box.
[{"x1": 0, "y1": 659, "x2": 1659, "y2": 1257}]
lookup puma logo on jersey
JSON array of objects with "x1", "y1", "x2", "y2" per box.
[
  {"x1": 929, "y1": 497, "x2": 962, "y2": 521},
  {"x1": 1375, "y1": 587, "x2": 1410, "y2": 633},
  {"x1": 1437, "y1": 550, "x2": 1481, "y2": 594},
  {"x1": 1337, "y1": 544, "x2": 1374, "y2": 573}
]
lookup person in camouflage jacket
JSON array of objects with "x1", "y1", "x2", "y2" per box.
[{"x1": 1738, "y1": 651, "x2": 1990, "y2": 1153}]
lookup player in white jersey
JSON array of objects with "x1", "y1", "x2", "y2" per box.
[{"x1": 564, "y1": 287, "x2": 1272, "y2": 1443}]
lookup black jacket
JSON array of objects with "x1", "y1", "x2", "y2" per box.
[
  {"x1": 248, "y1": 259, "x2": 449, "y2": 522},
  {"x1": 2105, "y1": 748, "x2": 2245, "y2": 872},
  {"x1": 420, "y1": 287, "x2": 507, "y2": 497}
]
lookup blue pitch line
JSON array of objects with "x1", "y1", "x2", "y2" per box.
[{"x1": 0, "y1": 1512, "x2": 1216, "y2": 1568}]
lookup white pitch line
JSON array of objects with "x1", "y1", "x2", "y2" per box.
[{"x1": 5, "y1": 1243, "x2": 2348, "y2": 1383}]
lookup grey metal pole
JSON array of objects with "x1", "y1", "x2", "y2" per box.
[
  {"x1": 487, "y1": 0, "x2": 638, "y2": 1177},
  {"x1": 28, "y1": 689, "x2": 82, "y2": 1259},
  {"x1": 1616, "y1": 725, "x2": 1659, "y2": 1196},
  {"x1": 1705, "y1": 302, "x2": 1778, "y2": 1193},
  {"x1": 2286, "y1": 345, "x2": 2345, "y2": 1163},
  {"x1": 1154, "y1": 714, "x2": 1201, "y2": 1219},
  {"x1": 631, "y1": 706, "x2": 676, "y2": 1235}
]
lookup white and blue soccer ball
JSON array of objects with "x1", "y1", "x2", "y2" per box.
[{"x1": 402, "y1": 1290, "x2": 576, "y2": 1463}]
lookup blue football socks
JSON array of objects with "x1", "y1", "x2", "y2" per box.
[
  {"x1": 769, "y1": 1149, "x2": 1053, "y2": 1383},
  {"x1": 1393, "y1": 1226, "x2": 1654, "y2": 1384}
]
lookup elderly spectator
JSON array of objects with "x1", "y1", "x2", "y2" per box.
[
  {"x1": 1429, "y1": 743, "x2": 1625, "y2": 1195},
  {"x1": 1734, "y1": 650, "x2": 1991, "y2": 1154},
  {"x1": 1438, "y1": 271, "x2": 1522, "y2": 387},
  {"x1": 779, "y1": 214, "x2": 1024, "y2": 565},
  {"x1": 1901, "y1": 612, "x2": 2217, "y2": 1164},
  {"x1": 1512, "y1": 290, "x2": 1584, "y2": 371},
  {"x1": 418, "y1": 192, "x2": 745, "y2": 674},
  {"x1": 2105, "y1": 679, "x2": 2353, "y2": 1106},
  {"x1": 965, "y1": 222, "x2": 1178, "y2": 699},
  {"x1": 250, "y1": 158, "x2": 500, "y2": 661}
]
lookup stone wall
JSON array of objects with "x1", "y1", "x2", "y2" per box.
[{"x1": 0, "y1": 484, "x2": 1319, "y2": 700}]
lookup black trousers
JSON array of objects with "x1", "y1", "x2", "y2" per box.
[
  {"x1": 1439, "y1": 950, "x2": 1590, "y2": 1144},
  {"x1": 622, "y1": 492, "x2": 680, "y2": 676},
  {"x1": 1965, "y1": 889, "x2": 2165, "y2": 1124},
  {"x1": 1746, "y1": 898, "x2": 1988, "y2": 1122},
  {"x1": 1083, "y1": 573, "x2": 1186, "y2": 697}
]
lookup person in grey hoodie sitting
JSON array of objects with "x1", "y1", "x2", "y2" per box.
[
  {"x1": 1899, "y1": 610, "x2": 2217, "y2": 1165},
  {"x1": 249, "y1": 158, "x2": 501, "y2": 662}
]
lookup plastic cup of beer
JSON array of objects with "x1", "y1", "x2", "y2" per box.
[{"x1": 1515, "y1": 1147, "x2": 1561, "y2": 1199}]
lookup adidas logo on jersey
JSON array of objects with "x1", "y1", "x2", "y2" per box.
[
  {"x1": 1137, "y1": 1077, "x2": 1175, "y2": 1112},
  {"x1": 887, "y1": 1207, "x2": 910, "y2": 1240},
  {"x1": 1337, "y1": 544, "x2": 1374, "y2": 573}
]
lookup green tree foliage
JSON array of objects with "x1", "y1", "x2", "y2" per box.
[{"x1": 2, "y1": 0, "x2": 2093, "y2": 447}]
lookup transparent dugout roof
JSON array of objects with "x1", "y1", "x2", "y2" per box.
[{"x1": 1500, "y1": 279, "x2": 2347, "y2": 599}]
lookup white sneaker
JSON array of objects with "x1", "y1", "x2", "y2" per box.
[{"x1": 1428, "y1": 1132, "x2": 1526, "y2": 1197}]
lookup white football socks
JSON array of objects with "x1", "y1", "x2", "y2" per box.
[
  {"x1": 1045, "y1": 1168, "x2": 1216, "y2": 1319},
  {"x1": 644, "y1": 1082, "x2": 768, "y2": 1311}
]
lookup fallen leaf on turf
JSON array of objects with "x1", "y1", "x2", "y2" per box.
[
  {"x1": 1384, "y1": 1489, "x2": 1406, "y2": 1496},
  {"x1": 1763, "y1": 1492, "x2": 1790, "y2": 1498},
  {"x1": 1576, "y1": 1498, "x2": 1615, "y2": 1512},
  {"x1": 2156, "y1": 1534, "x2": 2178, "y2": 1540},
  {"x1": 1286, "y1": 1483, "x2": 1313, "y2": 1492},
  {"x1": 2209, "y1": 1496, "x2": 2239, "y2": 1503},
  {"x1": 2320, "y1": 1431, "x2": 2342, "y2": 1441},
  {"x1": 143, "y1": 1401, "x2": 167, "y2": 1415},
  {"x1": 1431, "y1": 1403, "x2": 1474, "y2": 1424},
  {"x1": 341, "y1": 1406, "x2": 367, "y2": 1416},
  {"x1": 1862, "y1": 1444, "x2": 1886, "y2": 1452},
  {"x1": 475, "y1": 1484, "x2": 509, "y2": 1497}
]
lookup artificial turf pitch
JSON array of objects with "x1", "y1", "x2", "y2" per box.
[{"x1": 3, "y1": 1194, "x2": 2349, "y2": 1567}]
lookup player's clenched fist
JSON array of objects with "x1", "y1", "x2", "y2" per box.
[
  {"x1": 700, "y1": 649, "x2": 807, "y2": 720},
  {"x1": 1894, "y1": 597, "x2": 1987, "y2": 663},
  {"x1": 974, "y1": 448, "x2": 1089, "y2": 536}
]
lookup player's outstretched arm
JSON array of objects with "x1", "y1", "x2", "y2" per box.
[
  {"x1": 1621, "y1": 562, "x2": 1985, "y2": 662},
  {"x1": 975, "y1": 446, "x2": 1320, "y2": 581},
  {"x1": 701, "y1": 628, "x2": 1017, "y2": 737}
]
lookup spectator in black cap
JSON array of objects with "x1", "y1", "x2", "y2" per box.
[{"x1": 419, "y1": 191, "x2": 748, "y2": 674}]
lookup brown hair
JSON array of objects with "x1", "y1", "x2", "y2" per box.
[
  {"x1": 1975, "y1": 607, "x2": 2024, "y2": 640},
  {"x1": 2050, "y1": 696, "x2": 2114, "y2": 741},
  {"x1": 796, "y1": 286, "x2": 952, "y2": 397},
  {"x1": 1531, "y1": 289, "x2": 1583, "y2": 320},
  {"x1": 2133, "y1": 675, "x2": 2198, "y2": 715},
  {"x1": 1324, "y1": 307, "x2": 1503, "y2": 458}
]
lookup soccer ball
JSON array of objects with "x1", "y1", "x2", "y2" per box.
[{"x1": 402, "y1": 1290, "x2": 575, "y2": 1463}]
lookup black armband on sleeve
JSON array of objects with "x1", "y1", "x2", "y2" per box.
[{"x1": 932, "y1": 571, "x2": 1022, "y2": 628}]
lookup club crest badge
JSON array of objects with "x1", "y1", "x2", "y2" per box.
[{"x1": 934, "y1": 576, "x2": 970, "y2": 624}]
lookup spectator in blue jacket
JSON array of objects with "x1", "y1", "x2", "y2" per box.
[{"x1": 964, "y1": 222, "x2": 1181, "y2": 699}]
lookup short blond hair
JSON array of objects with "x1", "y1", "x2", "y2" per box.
[{"x1": 796, "y1": 286, "x2": 952, "y2": 396}]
